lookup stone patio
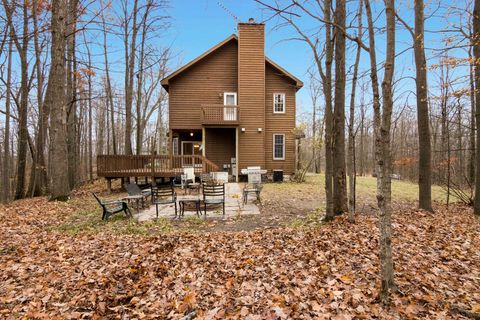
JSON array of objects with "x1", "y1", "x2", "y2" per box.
[{"x1": 135, "y1": 183, "x2": 260, "y2": 222}]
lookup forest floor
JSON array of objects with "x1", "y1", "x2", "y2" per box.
[{"x1": 1, "y1": 175, "x2": 479, "y2": 319}]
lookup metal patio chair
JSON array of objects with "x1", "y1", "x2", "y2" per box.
[{"x1": 151, "y1": 185, "x2": 177, "y2": 218}]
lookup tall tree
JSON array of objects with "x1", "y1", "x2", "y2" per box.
[
  {"x1": 473, "y1": 0, "x2": 480, "y2": 215},
  {"x1": 365, "y1": 0, "x2": 396, "y2": 303},
  {"x1": 1, "y1": 34, "x2": 12, "y2": 202},
  {"x1": 47, "y1": 0, "x2": 70, "y2": 201},
  {"x1": 347, "y1": 0, "x2": 363, "y2": 221},
  {"x1": 31, "y1": 0, "x2": 48, "y2": 196},
  {"x1": 66, "y1": 0, "x2": 79, "y2": 188},
  {"x1": 123, "y1": 0, "x2": 139, "y2": 155},
  {"x1": 396, "y1": 3, "x2": 433, "y2": 210},
  {"x1": 414, "y1": 0, "x2": 433, "y2": 211},
  {"x1": 2, "y1": 0, "x2": 30, "y2": 199},
  {"x1": 322, "y1": 0, "x2": 335, "y2": 221},
  {"x1": 332, "y1": 0, "x2": 348, "y2": 214}
]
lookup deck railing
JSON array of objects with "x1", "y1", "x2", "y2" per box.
[
  {"x1": 201, "y1": 104, "x2": 240, "y2": 125},
  {"x1": 97, "y1": 154, "x2": 220, "y2": 178}
]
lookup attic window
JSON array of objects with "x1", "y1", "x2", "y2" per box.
[{"x1": 274, "y1": 93, "x2": 285, "y2": 113}]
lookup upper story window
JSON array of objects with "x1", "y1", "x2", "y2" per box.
[
  {"x1": 273, "y1": 93, "x2": 285, "y2": 113},
  {"x1": 273, "y1": 134, "x2": 285, "y2": 160},
  {"x1": 224, "y1": 92, "x2": 237, "y2": 105}
]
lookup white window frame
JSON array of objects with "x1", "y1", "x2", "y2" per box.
[
  {"x1": 273, "y1": 93, "x2": 286, "y2": 114},
  {"x1": 224, "y1": 92, "x2": 237, "y2": 105},
  {"x1": 273, "y1": 134, "x2": 285, "y2": 160}
]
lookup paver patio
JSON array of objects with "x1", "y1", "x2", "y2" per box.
[{"x1": 135, "y1": 183, "x2": 260, "y2": 222}]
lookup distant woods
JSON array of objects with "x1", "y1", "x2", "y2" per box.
[
  {"x1": 0, "y1": 0, "x2": 171, "y2": 201},
  {"x1": 257, "y1": 0, "x2": 480, "y2": 304}
]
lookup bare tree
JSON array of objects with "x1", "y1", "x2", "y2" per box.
[
  {"x1": 1, "y1": 31, "x2": 12, "y2": 202},
  {"x1": 364, "y1": 0, "x2": 396, "y2": 303},
  {"x1": 122, "y1": 0, "x2": 139, "y2": 155},
  {"x1": 474, "y1": 0, "x2": 480, "y2": 215},
  {"x1": 47, "y1": 0, "x2": 70, "y2": 200},
  {"x1": 2, "y1": 0, "x2": 30, "y2": 199},
  {"x1": 332, "y1": 0, "x2": 348, "y2": 215},
  {"x1": 347, "y1": 0, "x2": 363, "y2": 222}
]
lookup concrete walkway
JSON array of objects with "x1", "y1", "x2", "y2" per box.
[{"x1": 136, "y1": 183, "x2": 260, "y2": 222}]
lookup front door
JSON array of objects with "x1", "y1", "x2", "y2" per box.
[{"x1": 182, "y1": 141, "x2": 202, "y2": 166}]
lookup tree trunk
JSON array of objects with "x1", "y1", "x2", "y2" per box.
[
  {"x1": 135, "y1": 14, "x2": 147, "y2": 155},
  {"x1": 365, "y1": 0, "x2": 396, "y2": 303},
  {"x1": 347, "y1": 0, "x2": 363, "y2": 222},
  {"x1": 332, "y1": 0, "x2": 348, "y2": 215},
  {"x1": 414, "y1": 0, "x2": 433, "y2": 212},
  {"x1": 3, "y1": 0, "x2": 31, "y2": 200},
  {"x1": 101, "y1": 3, "x2": 117, "y2": 155},
  {"x1": 47, "y1": 0, "x2": 70, "y2": 201},
  {"x1": 474, "y1": 0, "x2": 480, "y2": 215},
  {"x1": 1, "y1": 37, "x2": 12, "y2": 202},
  {"x1": 469, "y1": 44, "x2": 476, "y2": 186},
  {"x1": 32, "y1": 0, "x2": 48, "y2": 197},
  {"x1": 359, "y1": 88, "x2": 366, "y2": 176},
  {"x1": 124, "y1": 0, "x2": 139, "y2": 155},
  {"x1": 323, "y1": 0, "x2": 335, "y2": 221},
  {"x1": 86, "y1": 37, "x2": 93, "y2": 181},
  {"x1": 66, "y1": 0, "x2": 79, "y2": 189}
]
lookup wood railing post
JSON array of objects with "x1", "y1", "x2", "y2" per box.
[{"x1": 151, "y1": 153, "x2": 155, "y2": 186}]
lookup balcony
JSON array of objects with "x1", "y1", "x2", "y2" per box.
[{"x1": 201, "y1": 104, "x2": 240, "y2": 125}]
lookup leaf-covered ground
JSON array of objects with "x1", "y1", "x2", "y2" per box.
[{"x1": 1, "y1": 189, "x2": 479, "y2": 319}]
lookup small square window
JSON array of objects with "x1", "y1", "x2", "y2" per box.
[
  {"x1": 273, "y1": 93, "x2": 285, "y2": 113},
  {"x1": 224, "y1": 92, "x2": 237, "y2": 105}
]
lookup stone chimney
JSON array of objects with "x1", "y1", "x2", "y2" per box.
[{"x1": 237, "y1": 20, "x2": 266, "y2": 169}]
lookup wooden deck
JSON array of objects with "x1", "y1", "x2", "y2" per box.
[{"x1": 97, "y1": 154, "x2": 220, "y2": 178}]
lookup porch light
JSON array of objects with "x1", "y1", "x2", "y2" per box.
[
  {"x1": 190, "y1": 132, "x2": 194, "y2": 137},
  {"x1": 241, "y1": 128, "x2": 246, "y2": 132},
  {"x1": 257, "y1": 128, "x2": 262, "y2": 132}
]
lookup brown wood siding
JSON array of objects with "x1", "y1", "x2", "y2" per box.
[
  {"x1": 265, "y1": 63, "x2": 297, "y2": 174},
  {"x1": 169, "y1": 40, "x2": 238, "y2": 130},
  {"x1": 238, "y1": 23, "x2": 265, "y2": 171},
  {"x1": 205, "y1": 128, "x2": 236, "y2": 169}
]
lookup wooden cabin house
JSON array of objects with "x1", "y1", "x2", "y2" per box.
[
  {"x1": 97, "y1": 20, "x2": 302, "y2": 186},
  {"x1": 160, "y1": 20, "x2": 303, "y2": 181}
]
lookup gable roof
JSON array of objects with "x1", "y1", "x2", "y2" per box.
[{"x1": 161, "y1": 34, "x2": 303, "y2": 92}]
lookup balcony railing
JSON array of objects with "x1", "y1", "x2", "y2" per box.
[{"x1": 201, "y1": 104, "x2": 240, "y2": 125}]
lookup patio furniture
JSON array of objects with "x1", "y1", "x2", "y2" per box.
[
  {"x1": 124, "y1": 182, "x2": 151, "y2": 204},
  {"x1": 172, "y1": 174, "x2": 188, "y2": 193},
  {"x1": 200, "y1": 173, "x2": 212, "y2": 185},
  {"x1": 202, "y1": 183, "x2": 225, "y2": 216},
  {"x1": 151, "y1": 186, "x2": 177, "y2": 218},
  {"x1": 179, "y1": 199, "x2": 201, "y2": 217},
  {"x1": 122, "y1": 194, "x2": 145, "y2": 212},
  {"x1": 242, "y1": 167, "x2": 264, "y2": 205},
  {"x1": 184, "y1": 167, "x2": 195, "y2": 181},
  {"x1": 93, "y1": 193, "x2": 132, "y2": 220},
  {"x1": 243, "y1": 183, "x2": 263, "y2": 205}
]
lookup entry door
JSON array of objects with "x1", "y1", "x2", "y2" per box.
[{"x1": 182, "y1": 141, "x2": 202, "y2": 167}]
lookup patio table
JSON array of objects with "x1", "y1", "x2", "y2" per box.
[
  {"x1": 178, "y1": 198, "x2": 202, "y2": 217},
  {"x1": 122, "y1": 194, "x2": 146, "y2": 212}
]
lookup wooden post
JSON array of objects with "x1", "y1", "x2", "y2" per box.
[
  {"x1": 151, "y1": 152, "x2": 156, "y2": 187},
  {"x1": 235, "y1": 127, "x2": 239, "y2": 182},
  {"x1": 202, "y1": 127, "x2": 206, "y2": 157},
  {"x1": 106, "y1": 178, "x2": 112, "y2": 194}
]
